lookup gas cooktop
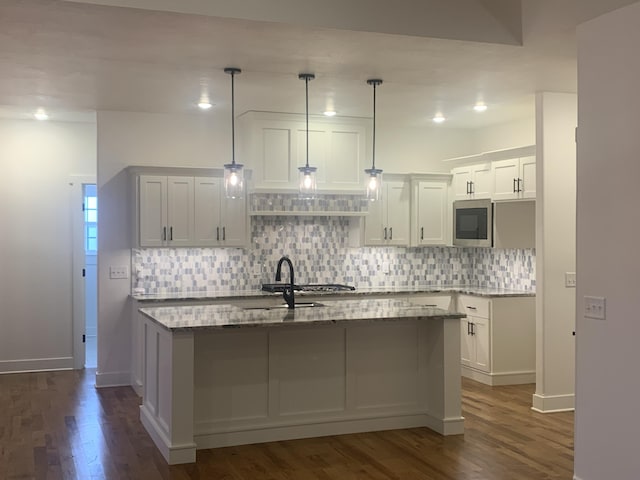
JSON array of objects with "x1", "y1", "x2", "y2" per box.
[{"x1": 262, "y1": 283, "x2": 356, "y2": 293}]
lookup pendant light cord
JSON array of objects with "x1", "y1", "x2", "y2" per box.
[
  {"x1": 231, "y1": 70, "x2": 236, "y2": 167},
  {"x1": 305, "y1": 76, "x2": 309, "y2": 168},
  {"x1": 372, "y1": 82, "x2": 376, "y2": 170}
]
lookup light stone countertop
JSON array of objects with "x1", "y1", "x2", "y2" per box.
[
  {"x1": 139, "y1": 298, "x2": 466, "y2": 332},
  {"x1": 132, "y1": 285, "x2": 535, "y2": 303}
]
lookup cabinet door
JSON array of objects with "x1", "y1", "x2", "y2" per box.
[
  {"x1": 256, "y1": 120, "x2": 297, "y2": 188},
  {"x1": 415, "y1": 181, "x2": 448, "y2": 246},
  {"x1": 461, "y1": 319, "x2": 474, "y2": 368},
  {"x1": 220, "y1": 194, "x2": 248, "y2": 247},
  {"x1": 166, "y1": 176, "x2": 195, "y2": 246},
  {"x1": 325, "y1": 124, "x2": 366, "y2": 189},
  {"x1": 519, "y1": 156, "x2": 536, "y2": 199},
  {"x1": 492, "y1": 159, "x2": 520, "y2": 201},
  {"x1": 451, "y1": 167, "x2": 473, "y2": 200},
  {"x1": 194, "y1": 177, "x2": 222, "y2": 246},
  {"x1": 385, "y1": 181, "x2": 410, "y2": 246},
  {"x1": 471, "y1": 163, "x2": 493, "y2": 199},
  {"x1": 472, "y1": 316, "x2": 490, "y2": 373},
  {"x1": 139, "y1": 175, "x2": 167, "y2": 247},
  {"x1": 363, "y1": 196, "x2": 385, "y2": 245}
]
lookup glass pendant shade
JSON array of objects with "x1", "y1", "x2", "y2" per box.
[
  {"x1": 298, "y1": 165, "x2": 317, "y2": 198},
  {"x1": 224, "y1": 162, "x2": 244, "y2": 199},
  {"x1": 224, "y1": 67, "x2": 244, "y2": 199},
  {"x1": 365, "y1": 168, "x2": 383, "y2": 202},
  {"x1": 364, "y1": 79, "x2": 383, "y2": 201}
]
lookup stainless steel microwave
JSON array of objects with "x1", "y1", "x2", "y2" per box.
[{"x1": 453, "y1": 199, "x2": 493, "y2": 247}]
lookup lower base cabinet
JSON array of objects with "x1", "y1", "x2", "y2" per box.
[{"x1": 458, "y1": 294, "x2": 535, "y2": 386}]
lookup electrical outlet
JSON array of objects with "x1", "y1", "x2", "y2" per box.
[
  {"x1": 584, "y1": 296, "x2": 606, "y2": 320},
  {"x1": 565, "y1": 272, "x2": 576, "y2": 288},
  {"x1": 109, "y1": 266, "x2": 129, "y2": 279}
]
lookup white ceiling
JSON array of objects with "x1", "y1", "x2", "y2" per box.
[{"x1": 0, "y1": 0, "x2": 633, "y2": 128}]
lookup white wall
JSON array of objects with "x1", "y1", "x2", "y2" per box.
[
  {"x1": 470, "y1": 116, "x2": 536, "y2": 153},
  {"x1": 532, "y1": 92, "x2": 577, "y2": 413},
  {"x1": 0, "y1": 117, "x2": 96, "y2": 373},
  {"x1": 575, "y1": 3, "x2": 640, "y2": 478}
]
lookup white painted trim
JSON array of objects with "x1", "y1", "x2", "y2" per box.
[
  {"x1": 141, "y1": 405, "x2": 197, "y2": 464},
  {"x1": 195, "y1": 413, "x2": 464, "y2": 450},
  {"x1": 0, "y1": 357, "x2": 74, "y2": 374},
  {"x1": 95, "y1": 370, "x2": 131, "y2": 388},
  {"x1": 462, "y1": 366, "x2": 535, "y2": 386},
  {"x1": 573, "y1": 476, "x2": 583, "y2": 480},
  {"x1": 531, "y1": 393, "x2": 575, "y2": 413},
  {"x1": 70, "y1": 174, "x2": 97, "y2": 371}
]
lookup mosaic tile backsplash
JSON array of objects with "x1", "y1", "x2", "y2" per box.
[{"x1": 132, "y1": 217, "x2": 535, "y2": 294}]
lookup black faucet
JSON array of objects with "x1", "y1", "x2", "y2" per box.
[{"x1": 275, "y1": 256, "x2": 295, "y2": 309}]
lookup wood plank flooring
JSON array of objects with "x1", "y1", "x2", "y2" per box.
[{"x1": 0, "y1": 370, "x2": 573, "y2": 479}]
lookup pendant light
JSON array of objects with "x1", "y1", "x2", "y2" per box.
[
  {"x1": 365, "y1": 79, "x2": 383, "y2": 201},
  {"x1": 224, "y1": 67, "x2": 244, "y2": 199},
  {"x1": 298, "y1": 73, "x2": 317, "y2": 198}
]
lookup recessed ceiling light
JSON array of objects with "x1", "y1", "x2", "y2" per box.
[
  {"x1": 198, "y1": 102, "x2": 213, "y2": 110},
  {"x1": 34, "y1": 109, "x2": 49, "y2": 121},
  {"x1": 323, "y1": 110, "x2": 337, "y2": 117},
  {"x1": 473, "y1": 103, "x2": 488, "y2": 112},
  {"x1": 432, "y1": 113, "x2": 446, "y2": 124}
]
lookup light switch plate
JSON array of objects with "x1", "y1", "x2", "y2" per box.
[
  {"x1": 109, "y1": 266, "x2": 129, "y2": 279},
  {"x1": 565, "y1": 272, "x2": 576, "y2": 288},
  {"x1": 584, "y1": 296, "x2": 606, "y2": 320}
]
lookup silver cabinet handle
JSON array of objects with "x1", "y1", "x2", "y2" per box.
[
  {"x1": 466, "y1": 181, "x2": 470, "y2": 195},
  {"x1": 513, "y1": 178, "x2": 517, "y2": 193},
  {"x1": 470, "y1": 181, "x2": 475, "y2": 194},
  {"x1": 518, "y1": 178, "x2": 522, "y2": 192}
]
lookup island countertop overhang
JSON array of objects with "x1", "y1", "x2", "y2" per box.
[{"x1": 139, "y1": 298, "x2": 466, "y2": 332}]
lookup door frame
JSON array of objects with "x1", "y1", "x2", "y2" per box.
[{"x1": 70, "y1": 175, "x2": 97, "y2": 369}]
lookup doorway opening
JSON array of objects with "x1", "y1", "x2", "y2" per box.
[{"x1": 83, "y1": 184, "x2": 98, "y2": 368}]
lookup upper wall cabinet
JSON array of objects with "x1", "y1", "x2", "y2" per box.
[
  {"x1": 411, "y1": 176, "x2": 451, "y2": 246},
  {"x1": 492, "y1": 156, "x2": 536, "y2": 201},
  {"x1": 451, "y1": 163, "x2": 493, "y2": 201},
  {"x1": 363, "y1": 179, "x2": 410, "y2": 246},
  {"x1": 135, "y1": 170, "x2": 248, "y2": 248},
  {"x1": 238, "y1": 111, "x2": 369, "y2": 192}
]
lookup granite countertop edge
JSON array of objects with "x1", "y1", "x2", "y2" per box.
[
  {"x1": 132, "y1": 285, "x2": 535, "y2": 302},
  {"x1": 139, "y1": 299, "x2": 467, "y2": 332}
]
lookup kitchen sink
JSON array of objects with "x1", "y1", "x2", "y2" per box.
[{"x1": 242, "y1": 302, "x2": 325, "y2": 311}]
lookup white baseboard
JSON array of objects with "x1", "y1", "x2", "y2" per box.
[
  {"x1": 531, "y1": 392, "x2": 575, "y2": 413},
  {"x1": 573, "y1": 475, "x2": 583, "y2": 480},
  {"x1": 195, "y1": 413, "x2": 464, "y2": 450},
  {"x1": 0, "y1": 356, "x2": 73, "y2": 374},
  {"x1": 462, "y1": 366, "x2": 535, "y2": 386},
  {"x1": 95, "y1": 370, "x2": 131, "y2": 388}
]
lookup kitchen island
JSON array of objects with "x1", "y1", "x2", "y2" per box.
[{"x1": 138, "y1": 298, "x2": 465, "y2": 464}]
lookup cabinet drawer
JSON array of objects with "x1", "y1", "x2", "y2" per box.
[
  {"x1": 406, "y1": 295, "x2": 452, "y2": 311},
  {"x1": 458, "y1": 295, "x2": 490, "y2": 318}
]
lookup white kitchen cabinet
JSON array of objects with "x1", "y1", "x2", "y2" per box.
[
  {"x1": 194, "y1": 177, "x2": 247, "y2": 247},
  {"x1": 451, "y1": 163, "x2": 492, "y2": 200},
  {"x1": 459, "y1": 296, "x2": 490, "y2": 373},
  {"x1": 239, "y1": 111, "x2": 368, "y2": 191},
  {"x1": 137, "y1": 173, "x2": 247, "y2": 248},
  {"x1": 458, "y1": 294, "x2": 535, "y2": 386},
  {"x1": 364, "y1": 180, "x2": 410, "y2": 246},
  {"x1": 492, "y1": 156, "x2": 536, "y2": 201},
  {"x1": 411, "y1": 179, "x2": 450, "y2": 246},
  {"x1": 139, "y1": 175, "x2": 195, "y2": 247}
]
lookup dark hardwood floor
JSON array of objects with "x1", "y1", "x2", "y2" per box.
[{"x1": 0, "y1": 369, "x2": 573, "y2": 479}]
